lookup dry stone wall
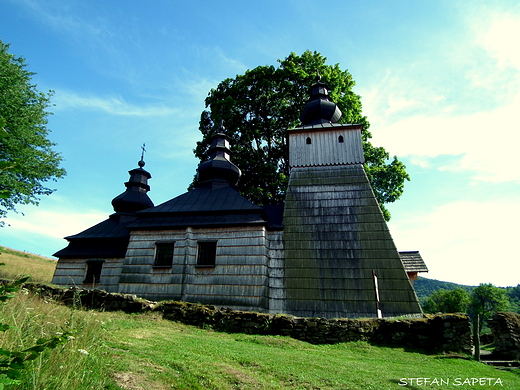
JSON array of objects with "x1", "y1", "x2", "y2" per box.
[
  {"x1": 23, "y1": 283, "x2": 472, "y2": 354},
  {"x1": 488, "y1": 312, "x2": 520, "y2": 360}
]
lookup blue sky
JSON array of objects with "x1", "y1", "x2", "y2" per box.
[{"x1": 1, "y1": 0, "x2": 519, "y2": 287}]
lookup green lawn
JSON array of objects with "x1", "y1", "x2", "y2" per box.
[{"x1": 101, "y1": 311, "x2": 519, "y2": 390}]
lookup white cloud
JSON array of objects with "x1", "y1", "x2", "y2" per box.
[
  {"x1": 362, "y1": 7, "x2": 520, "y2": 184},
  {"x1": 54, "y1": 90, "x2": 180, "y2": 116},
  {"x1": 389, "y1": 199, "x2": 520, "y2": 287},
  {"x1": 474, "y1": 10, "x2": 520, "y2": 70},
  {"x1": 5, "y1": 207, "x2": 106, "y2": 241},
  {"x1": 1, "y1": 200, "x2": 108, "y2": 257},
  {"x1": 370, "y1": 90, "x2": 520, "y2": 183}
]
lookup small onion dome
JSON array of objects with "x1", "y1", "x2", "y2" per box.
[
  {"x1": 111, "y1": 162, "x2": 154, "y2": 213},
  {"x1": 300, "y1": 74, "x2": 342, "y2": 125},
  {"x1": 197, "y1": 132, "x2": 241, "y2": 185}
]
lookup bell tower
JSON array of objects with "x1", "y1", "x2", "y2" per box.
[{"x1": 283, "y1": 76, "x2": 422, "y2": 319}]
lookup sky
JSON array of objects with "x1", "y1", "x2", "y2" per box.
[{"x1": 1, "y1": 0, "x2": 519, "y2": 288}]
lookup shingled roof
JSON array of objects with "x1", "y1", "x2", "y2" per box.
[
  {"x1": 399, "y1": 251, "x2": 429, "y2": 273},
  {"x1": 128, "y1": 133, "x2": 280, "y2": 230},
  {"x1": 53, "y1": 214, "x2": 134, "y2": 258},
  {"x1": 54, "y1": 155, "x2": 154, "y2": 259},
  {"x1": 128, "y1": 182, "x2": 272, "y2": 229}
]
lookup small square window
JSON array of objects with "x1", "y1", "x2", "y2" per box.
[
  {"x1": 197, "y1": 241, "x2": 217, "y2": 267},
  {"x1": 84, "y1": 260, "x2": 104, "y2": 284},
  {"x1": 154, "y1": 242, "x2": 175, "y2": 267}
]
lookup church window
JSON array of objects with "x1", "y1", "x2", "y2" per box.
[
  {"x1": 306, "y1": 137, "x2": 312, "y2": 145},
  {"x1": 154, "y1": 242, "x2": 175, "y2": 267},
  {"x1": 196, "y1": 241, "x2": 217, "y2": 267},
  {"x1": 338, "y1": 135, "x2": 344, "y2": 143},
  {"x1": 84, "y1": 260, "x2": 104, "y2": 284}
]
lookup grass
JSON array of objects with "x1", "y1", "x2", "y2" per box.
[
  {"x1": 0, "y1": 248, "x2": 519, "y2": 389},
  {"x1": 101, "y1": 313, "x2": 519, "y2": 390},
  {"x1": 0, "y1": 288, "x2": 115, "y2": 389},
  {"x1": 3, "y1": 292, "x2": 518, "y2": 390},
  {"x1": 0, "y1": 246, "x2": 56, "y2": 284}
]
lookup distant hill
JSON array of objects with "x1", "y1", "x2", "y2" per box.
[
  {"x1": 414, "y1": 276, "x2": 476, "y2": 303},
  {"x1": 414, "y1": 276, "x2": 520, "y2": 314}
]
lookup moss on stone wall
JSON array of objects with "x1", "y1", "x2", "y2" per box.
[{"x1": 18, "y1": 282, "x2": 472, "y2": 354}]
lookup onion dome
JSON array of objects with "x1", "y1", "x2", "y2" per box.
[
  {"x1": 300, "y1": 73, "x2": 342, "y2": 125},
  {"x1": 197, "y1": 130, "x2": 241, "y2": 186},
  {"x1": 111, "y1": 151, "x2": 154, "y2": 213}
]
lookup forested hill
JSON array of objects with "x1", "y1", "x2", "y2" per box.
[{"x1": 414, "y1": 277, "x2": 476, "y2": 302}]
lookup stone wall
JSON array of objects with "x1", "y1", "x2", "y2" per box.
[
  {"x1": 24, "y1": 283, "x2": 472, "y2": 354},
  {"x1": 159, "y1": 301, "x2": 472, "y2": 353},
  {"x1": 488, "y1": 312, "x2": 520, "y2": 360}
]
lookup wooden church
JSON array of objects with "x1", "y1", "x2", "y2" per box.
[{"x1": 52, "y1": 77, "x2": 423, "y2": 319}]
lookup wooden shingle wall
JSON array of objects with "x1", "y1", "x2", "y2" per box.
[
  {"x1": 118, "y1": 226, "x2": 270, "y2": 311},
  {"x1": 51, "y1": 258, "x2": 124, "y2": 293},
  {"x1": 267, "y1": 230, "x2": 285, "y2": 313},
  {"x1": 283, "y1": 165, "x2": 422, "y2": 319}
]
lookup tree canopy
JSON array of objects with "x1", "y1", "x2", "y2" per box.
[
  {"x1": 469, "y1": 283, "x2": 510, "y2": 321},
  {"x1": 422, "y1": 288, "x2": 471, "y2": 314},
  {"x1": 0, "y1": 40, "x2": 65, "y2": 223},
  {"x1": 193, "y1": 51, "x2": 409, "y2": 220}
]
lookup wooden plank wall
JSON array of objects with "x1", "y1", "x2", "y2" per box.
[
  {"x1": 289, "y1": 128, "x2": 364, "y2": 168},
  {"x1": 267, "y1": 230, "x2": 285, "y2": 313},
  {"x1": 51, "y1": 258, "x2": 124, "y2": 293},
  {"x1": 119, "y1": 226, "x2": 270, "y2": 311}
]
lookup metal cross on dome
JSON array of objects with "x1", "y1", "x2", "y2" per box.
[{"x1": 138, "y1": 143, "x2": 146, "y2": 168}]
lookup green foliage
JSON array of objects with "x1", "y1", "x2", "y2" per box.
[
  {"x1": 469, "y1": 283, "x2": 510, "y2": 322},
  {"x1": 194, "y1": 50, "x2": 409, "y2": 220},
  {"x1": 505, "y1": 284, "x2": 520, "y2": 313},
  {"x1": 414, "y1": 277, "x2": 475, "y2": 304},
  {"x1": 422, "y1": 288, "x2": 471, "y2": 314},
  {"x1": 0, "y1": 40, "x2": 65, "y2": 223}
]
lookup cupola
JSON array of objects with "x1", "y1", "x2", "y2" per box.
[
  {"x1": 196, "y1": 129, "x2": 241, "y2": 186},
  {"x1": 111, "y1": 150, "x2": 154, "y2": 213},
  {"x1": 300, "y1": 73, "x2": 342, "y2": 125}
]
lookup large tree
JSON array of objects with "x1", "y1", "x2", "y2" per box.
[
  {"x1": 0, "y1": 40, "x2": 65, "y2": 223},
  {"x1": 194, "y1": 51, "x2": 409, "y2": 220},
  {"x1": 469, "y1": 283, "x2": 510, "y2": 325}
]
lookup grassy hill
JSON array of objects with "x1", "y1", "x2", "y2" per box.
[
  {"x1": 0, "y1": 246, "x2": 56, "y2": 283},
  {"x1": 1, "y1": 248, "x2": 519, "y2": 388}
]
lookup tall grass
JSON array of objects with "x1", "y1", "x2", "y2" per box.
[{"x1": 0, "y1": 289, "x2": 116, "y2": 389}]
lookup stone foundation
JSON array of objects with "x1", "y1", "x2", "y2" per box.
[{"x1": 23, "y1": 283, "x2": 472, "y2": 354}]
